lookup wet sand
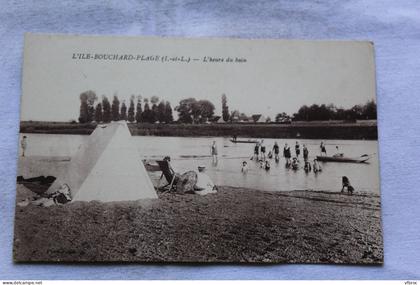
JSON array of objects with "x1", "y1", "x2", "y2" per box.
[{"x1": 13, "y1": 184, "x2": 383, "y2": 264}]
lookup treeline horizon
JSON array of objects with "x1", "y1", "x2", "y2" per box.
[
  {"x1": 292, "y1": 100, "x2": 377, "y2": 121},
  {"x1": 78, "y1": 90, "x2": 377, "y2": 124},
  {"x1": 78, "y1": 91, "x2": 174, "y2": 124}
]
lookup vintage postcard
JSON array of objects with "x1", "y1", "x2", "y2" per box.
[{"x1": 14, "y1": 34, "x2": 382, "y2": 263}]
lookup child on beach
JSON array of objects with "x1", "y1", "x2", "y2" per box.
[{"x1": 195, "y1": 166, "x2": 217, "y2": 195}]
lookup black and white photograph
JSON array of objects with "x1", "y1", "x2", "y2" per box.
[{"x1": 14, "y1": 34, "x2": 382, "y2": 264}]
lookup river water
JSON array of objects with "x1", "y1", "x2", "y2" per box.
[{"x1": 20, "y1": 134, "x2": 380, "y2": 194}]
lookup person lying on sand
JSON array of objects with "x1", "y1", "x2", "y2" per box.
[
  {"x1": 194, "y1": 166, "x2": 217, "y2": 196},
  {"x1": 17, "y1": 184, "x2": 72, "y2": 207}
]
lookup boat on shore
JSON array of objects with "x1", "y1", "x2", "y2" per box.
[
  {"x1": 230, "y1": 139, "x2": 259, "y2": 144},
  {"x1": 316, "y1": 154, "x2": 370, "y2": 163}
]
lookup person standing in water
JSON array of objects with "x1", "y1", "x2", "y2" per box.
[
  {"x1": 313, "y1": 158, "x2": 322, "y2": 172},
  {"x1": 283, "y1": 143, "x2": 291, "y2": 166},
  {"x1": 260, "y1": 140, "x2": 266, "y2": 161},
  {"x1": 21, "y1": 136, "x2": 28, "y2": 157},
  {"x1": 272, "y1": 141, "x2": 280, "y2": 162},
  {"x1": 320, "y1": 141, "x2": 327, "y2": 156},
  {"x1": 253, "y1": 142, "x2": 260, "y2": 160},
  {"x1": 295, "y1": 141, "x2": 301, "y2": 159},
  {"x1": 303, "y1": 144, "x2": 309, "y2": 162},
  {"x1": 241, "y1": 161, "x2": 249, "y2": 173},
  {"x1": 211, "y1": 141, "x2": 218, "y2": 164}
]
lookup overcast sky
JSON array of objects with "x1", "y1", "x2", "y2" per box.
[{"x1": 21, "y1": 34, "x2": 376, "y2": 121}]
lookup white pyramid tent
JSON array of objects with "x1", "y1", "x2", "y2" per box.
[{"x1": 47, "y1": 121, "x2": 157, "y2": 202}]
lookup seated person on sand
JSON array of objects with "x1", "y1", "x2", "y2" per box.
[
  {"x1": 17, "y1": 183, "x2": 72, "y2": 207},
  {"x1": 194, "y1": 166, "x2": 217, "y2": 196}
]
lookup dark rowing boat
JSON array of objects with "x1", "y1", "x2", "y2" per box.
[
  {"x1": 316, "y1": 154, "x2": 370, "y2": 163},
  {"x1": 230, "y1": 139, "x2": 259, "y2": 144}
]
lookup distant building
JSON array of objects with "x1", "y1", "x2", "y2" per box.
[
  {"x1": 230, "y1": 110, "x2": 240, "y2": 122},
  {"x1": 209, "y1": 116, "x2": 228, "y2": 123},
  {"x1": 209, "y1": 116, "x2": 223, "y2": 123}
]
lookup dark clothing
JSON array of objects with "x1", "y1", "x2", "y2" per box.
[
  {"x1": 303, "y1": 147, "x2": 309, "y2": 159},
  {"x1": 342, "y1": 176, "x2": 350, "y2": 187},
  {"x1": 273, "y1": 144, "x2": 280, "y2": 154},
  {"x1": 261, "y1": 146, "x2": 266, "y2": 153},
  {"x1": 321, "y1": 144, "x2": 327, "y2": 154},
  {"x1": 295, "y1": 145, "x2": 300, "y2": 156},
  {"x1": 254, "y1": 145, "x2": 259, "y2": 155},
  {"x1": 283, "y1": 147, "x2": 291, "y2": 158}
]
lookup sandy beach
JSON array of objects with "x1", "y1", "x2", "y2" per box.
[{"x1": 14, "y1": 182, "x2": 383, "y2": 264}]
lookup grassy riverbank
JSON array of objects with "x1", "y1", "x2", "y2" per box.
[
  {"x1": 14, "y1": 184, "x2": 383, "y2": 263},
  {"x1": 20, "y1": 121, "x2": 378, "y2": 140}
]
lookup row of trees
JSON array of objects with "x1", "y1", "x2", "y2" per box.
[
  {"x1": 78, "y1": 91, "x2": 173, "y2": 124},
  {"x1": 79, "y1": 90, "x2": 377, "y2": 124},
  {"x1": 175, "y1": 98, "x2": 216, "y2": 124},
  {"x1": 292, "y1": 100, "x2": 377, "y2": 121}
]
